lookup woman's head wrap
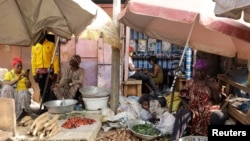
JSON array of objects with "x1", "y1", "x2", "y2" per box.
[
  {"x1": 193, "y1": 59, "x2": 208, "y2": 70},
  {"x1": 71, "y1": 55, "x2": 81, "y2": 65},
  {"x1": 11, "y1": 57, "x2": 22, "y2": 67}
]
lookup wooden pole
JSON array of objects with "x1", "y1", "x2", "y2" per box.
[
  {"x1": 110, "y1": 0, "x2": 121, "y2": 113},
  {"x1": 169, "y1": 15, "x2": 197, "y2": 113}
]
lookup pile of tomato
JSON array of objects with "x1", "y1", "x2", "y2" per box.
[{"x1": 61, "y1": 117, "x2": 96, "y2": 129}]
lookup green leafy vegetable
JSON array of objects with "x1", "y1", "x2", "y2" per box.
[{"x1": 132, "y1": 123, "x2": 160, "y2": 136}]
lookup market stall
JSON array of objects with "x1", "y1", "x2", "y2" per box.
[
  {"x1": 217, "y1": 74, "x2": 250, "y2": 124},
  {"x1": 13, "y1": 111, "x2": 102, "y2": 141}
]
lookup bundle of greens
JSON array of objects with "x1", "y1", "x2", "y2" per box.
[{"x1": 132, "y1": 123, "x2": 160, "y2": 136}]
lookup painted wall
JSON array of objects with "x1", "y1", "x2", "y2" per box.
[
  {"x1": 0, "y1": 45, "x2": 41, "y2": 101},
  {"x1": 0, "y1": 4, "x2": 125, "y2": 102}
]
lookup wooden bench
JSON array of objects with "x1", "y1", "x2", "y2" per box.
[{"x1": 123, "y1": 79, "x2": 142, "y2": 97}]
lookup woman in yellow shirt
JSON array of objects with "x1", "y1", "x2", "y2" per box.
[{"x1": 0, "y1": 57, "x2": 32, "y2": 119}]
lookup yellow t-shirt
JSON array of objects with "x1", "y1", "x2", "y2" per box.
[
  {"x1": 31, "y1": 39, "x2": 59, "y2": 76},
  {"x1": 3, "y1": 69, "x2": 28, "y2": 91}
]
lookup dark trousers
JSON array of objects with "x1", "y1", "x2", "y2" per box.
[
  {"x1": 171, "y1": 108, "x2": 227, "y2": 141},
  {"x1": 130, "y1": 71, "x2": 157, "y2": 93},
  {"x1": 37, "y1": 73, "x2": 56, "y2": 103}
]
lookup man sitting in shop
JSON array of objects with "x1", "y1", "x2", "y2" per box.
[{"x1": 127, "y1": 47, "x2": 161, "y2": 96}]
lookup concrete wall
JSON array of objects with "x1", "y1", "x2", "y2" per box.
[{"x1": 0, "y1": 4, "x2": 125, "y2": 102}]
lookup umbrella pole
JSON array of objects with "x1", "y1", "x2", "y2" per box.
[
  {"x1": 38, "y1": 36, "x2": 60, "y2": 114},
  {"x1": 169, "y1": 17, "x2": 197, "y2": 113}
]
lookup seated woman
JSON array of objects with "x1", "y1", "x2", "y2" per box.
[
  {"x1": 171, "y1": 59, "x2": 227, "y2": 141},
  {"x1": 146, "y1": 56, "x2": 164, "y2": 86},
  {"x1": 0, "y1": 57, "x2": 32, "y2": 119},
  {"x1": 52, "y1": 55, "x2": 85, "y2": 105}
]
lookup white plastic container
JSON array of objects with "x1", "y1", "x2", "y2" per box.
[{"x1": 82, "y1": 96, "x2": 109, "y2": 110}]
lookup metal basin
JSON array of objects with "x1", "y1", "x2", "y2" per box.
[
  {"x1": 43, "y1": 99, "x2": 77, "y2": 114},
  {"x1": 79, "y1": 86, "x2": 110, "y2": 98}
]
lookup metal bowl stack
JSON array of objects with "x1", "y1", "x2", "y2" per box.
[
  {"x1": 128, "y1": 120, "x2": 161, "y2": 140},
  {"x1": 79, "y1": 86, "x2": 110, "y2": 110},
  {"x1": 43, "y1": 99, "x2": 77, "y2": 114},
  {"x1": 79, "y1": 86, "x2": 110, "y2": 98}
]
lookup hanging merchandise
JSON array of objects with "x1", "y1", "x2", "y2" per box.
[
  {"x1": 185, "y1": 47, "x2": 192, "y2": 80},
  {"x1": 248, "y1": 60, "x2": 250, "y2": 87}
]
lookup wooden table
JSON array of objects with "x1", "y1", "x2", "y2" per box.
[
  {"x1": 13, "y1": 111, "x2": 102, "y2": 141},
  {"x1": 228, "y1": 103, "x2": 250, "y2": 125},
  {"x1": 0, "y1": 131, "x2": 13, "y2": 141}
]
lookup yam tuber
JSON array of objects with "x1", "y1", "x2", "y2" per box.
[
  {"x1": 23, "y1": 119, "x2": 34, "y2": 127},
  {"x1": 44, "y1": 115, "x2": 60, "y2": 128},
  {"x1": 30, "y1": 112, "x2": 48, "y2": 130},
  {"x1": 19, "y1": 116, "x2": 32, "y2": 125}
]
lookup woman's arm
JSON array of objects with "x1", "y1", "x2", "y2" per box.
[
  {"x1": 24, "y1": 69, "x2": 31, "y2": 88},
  {"x1": 25, "y1": 78, "x2": 32, "y2": 88},
  {"x1": 2, "y1": 72, "x2": 24, "y2": 86},
  {"x1": 148, "y1": 65, "x2": 160, "y2": 78}
]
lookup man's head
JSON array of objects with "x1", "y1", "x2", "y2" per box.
[
  {"x1": 70, "y1": 55, "x2": 81, "y2": 67},
  {"x1": 129, "y1": 46, "x2": 134, "y2": 56}
]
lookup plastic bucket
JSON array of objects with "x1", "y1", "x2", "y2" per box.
[{"x1": 82, "y1": 96, "x2": 109, "y2": 110}]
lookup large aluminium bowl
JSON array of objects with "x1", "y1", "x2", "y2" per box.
[
  {"x1": 79, "y1": 86, "x2": 110, "y2": 98},
  {"x1": 128, "y1": 120, "x2": 161, "y2": 140},
  {"x1": 43, "y1": 99, "x2": 77, "y2": 114}
]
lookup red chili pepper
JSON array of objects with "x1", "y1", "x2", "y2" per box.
[{"x1": 61, "y1": 117, "x2": 96, "y2": 129}]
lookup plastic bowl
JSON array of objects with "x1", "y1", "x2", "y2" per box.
[
  {"x1": 43, "y1": 99, "x2": 77, "y2": 114},
  {"x1": 82, "y1": 96, "x2": 109, "y2": 110},
  {"x1": 128, "y1": 120, "x2": 161, "y2": 140}
]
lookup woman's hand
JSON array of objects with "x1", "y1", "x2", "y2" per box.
[
  {"x1": 17, "y1": 73, "x2": 26, "y2": 81},
  {"x1": 24, "y1": 69, "x2": 30, "y2": 78}
]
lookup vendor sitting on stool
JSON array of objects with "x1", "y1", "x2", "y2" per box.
[{"x1": 52, "y1": 55, "x2": 85, "y2": 105}]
